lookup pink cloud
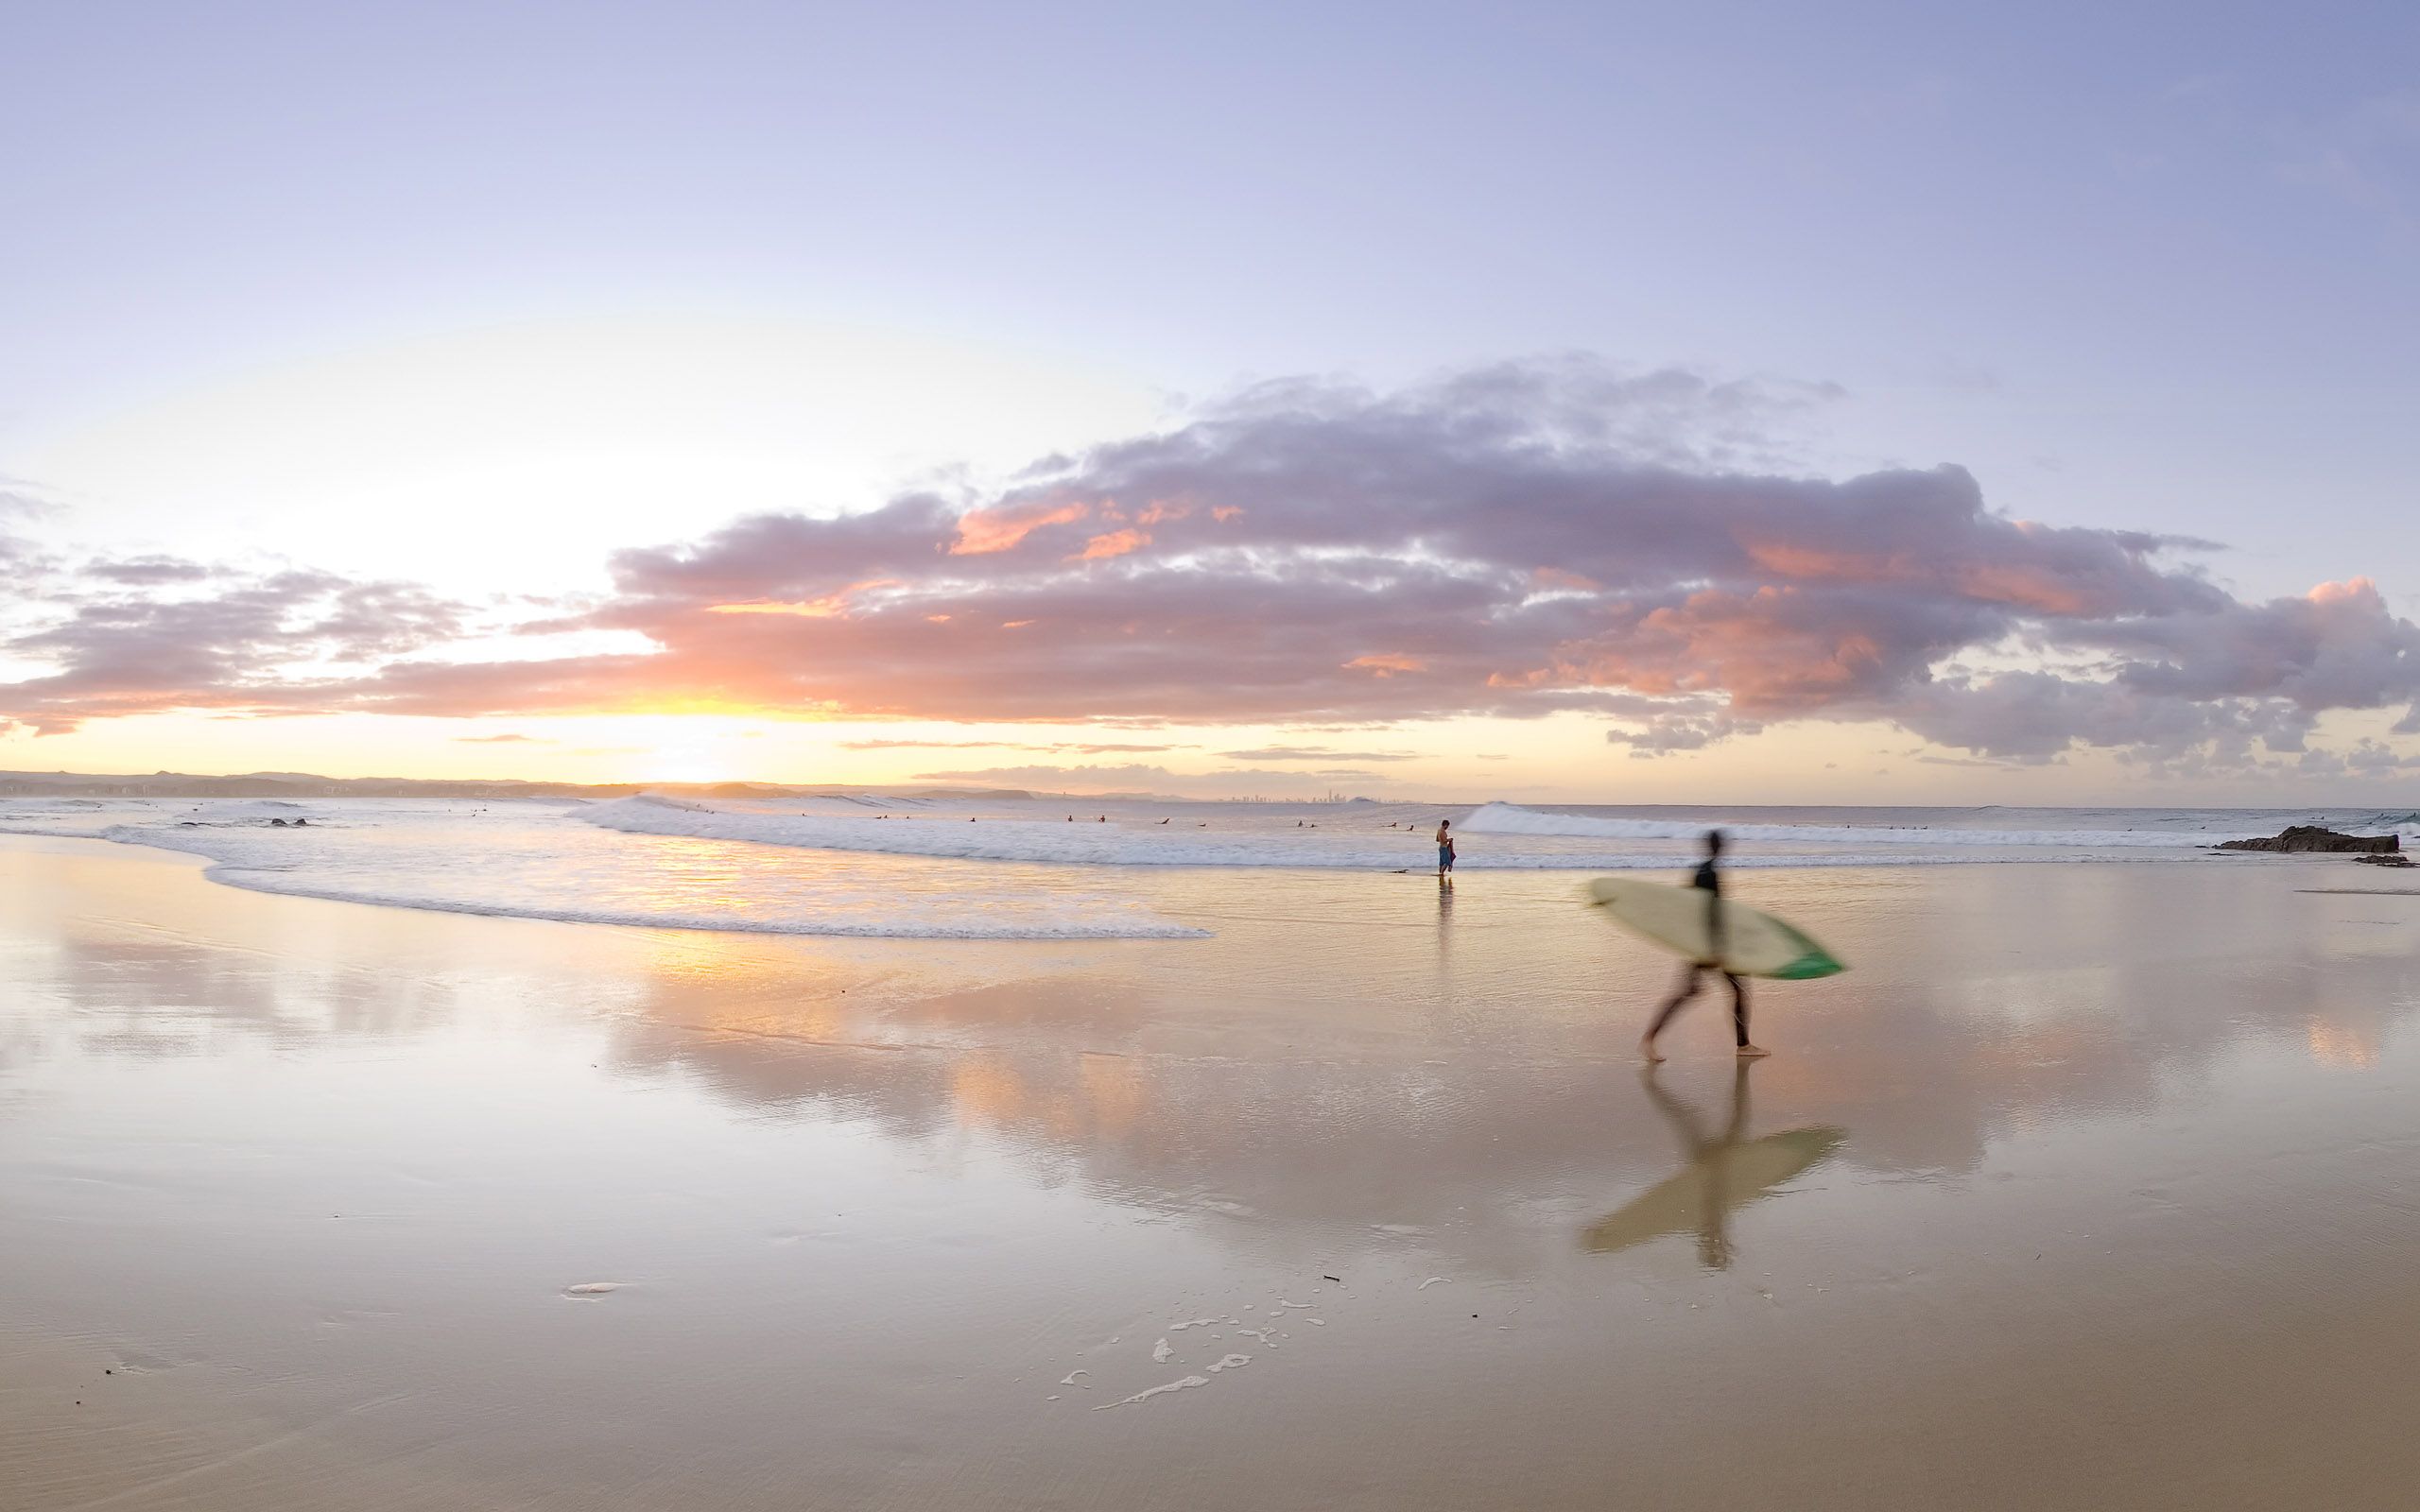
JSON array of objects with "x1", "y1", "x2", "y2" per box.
[
  {"x1": 1071, "y1": 528, "x2": 1150, "y2": 561},
  {"x1": 948, "y1": 500, "x2": 1089, "y2": 555},
  {"x1": 707, "y1": 578, "x2": 901, "y2": 618}
]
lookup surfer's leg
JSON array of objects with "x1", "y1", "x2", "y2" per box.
[
  {"x1": 1729, "y1": 973, "x2": 1769, "y2": 1057},
  {"x1": 1641, "y1": 966, "x2": 1703, "y2": 1060}
]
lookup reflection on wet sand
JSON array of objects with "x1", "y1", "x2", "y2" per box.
[
  {"x1": 1585, "y1": 1066, "x2": 1845, "y2": 1268},
  {"x1": 12, "y1": 836, "x2": 2420, "y2": 1263},
  {"x1": 12, "y1": 835, "x2": 2420, "y2": 1510}
]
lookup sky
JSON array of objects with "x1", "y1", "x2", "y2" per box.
[{"x1": 3, "y1": 1, "x2": 2418, "y2": 802}]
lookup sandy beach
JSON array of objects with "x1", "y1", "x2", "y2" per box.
[{"x1": 8, "y1": 833, "x2": 2420, "y2": 1509}]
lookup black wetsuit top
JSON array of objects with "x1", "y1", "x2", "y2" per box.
[{"x1": 1691, "y1": 859, "x2": 1725, "y2": 962}]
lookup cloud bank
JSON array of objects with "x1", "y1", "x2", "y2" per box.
[{"x1": 5, "y1": 358, "x2": 2417, "y2": 771}]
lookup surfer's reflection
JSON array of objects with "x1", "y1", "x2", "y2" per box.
[
  {"x1": 1583, "y1": 1065, "x2": 1845, "y2": 1270},
  {"x1": 1435, "y1": 870, "x2": 1454, "y2": 970}
]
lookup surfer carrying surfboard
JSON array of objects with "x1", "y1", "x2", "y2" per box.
[{"x1": 1641, "y1": 832, "x2": 1769, "y2": 1062}]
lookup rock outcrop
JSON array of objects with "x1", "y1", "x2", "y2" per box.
[{"x1": 2215, "y1": 826, "x2": 2399, "y2": 854}]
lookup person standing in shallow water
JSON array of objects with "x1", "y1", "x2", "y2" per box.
[
  {"x1": 1435, "y1": 819, "x2": 1456, "y2": 880},
  {"x1": 1641, "y1": 831, "x2": 1767, "y2": 1062}
]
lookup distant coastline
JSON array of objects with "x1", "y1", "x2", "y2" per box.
[{"x1": 0, "y1": 768, "x2": 1042, "y2": 803}]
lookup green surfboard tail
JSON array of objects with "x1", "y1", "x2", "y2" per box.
[{"x1": 1767, "y1": 920, "x2": 1846, "y2": 980}]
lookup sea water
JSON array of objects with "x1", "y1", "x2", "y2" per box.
[{"x1": 2, "y1": 792, "x2": 2410, "y2": 940}]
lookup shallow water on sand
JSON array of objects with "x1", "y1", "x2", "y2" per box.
[{"x1": 5, "y1": 834, "x2": 2420, "y2": 1509}]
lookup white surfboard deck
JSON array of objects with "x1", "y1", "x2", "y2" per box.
[{"x1": 1586, "y1": 877, "x2": 1845, "y2": 980}]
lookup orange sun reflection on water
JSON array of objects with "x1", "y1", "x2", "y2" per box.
[{"x1": 2306, "y1": 1019, "x2": 2381, "y2": 1071}]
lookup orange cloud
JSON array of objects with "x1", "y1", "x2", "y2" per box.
[
  {"x1": 708, "y1": 578, "x2": 900, "y2": 618},
  {"x1": 1744, "y1": 534, "x2": 2099, "y2": 614},
  {"x1": 1738, "y1": 539, "x2": 1906, "y2": 582},
  {"x1": 1135, "y1": 500, "x2": 1192, "y2": 526},
  {"x1": 1531, "y1": 566, "x2": 1600, "y2": 592},
  {"x1": 2309, "y1": 576, "x2": 2378, "y2": 605},
  {"x1": 1951, "y1": 564, "x2": 2091, "y2": 614},
  {"x1": 1347, "y1": 653, "x2": 1426, "y2": 676},
  {"x1": 1072, "y1": 529, "x2": 1150, "y2": 561},
  {"x1": 1212, "y1": 505, "x2": 1244, "y2": 523},
  {"x1": 949, "y1": 500, "x2": 1089, "y2": 555}
]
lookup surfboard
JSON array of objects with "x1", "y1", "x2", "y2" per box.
[
  {"x1": 1586, "y1": 877, "x2": 1845, "y2": 979},
  {"x1": 1582, "y1": 1126, "x2": 1846, "y2": 1254}
]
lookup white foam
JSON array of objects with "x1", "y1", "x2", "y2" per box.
[
  {"x1": 585, "y1": 794, "x2": 1452, "y2": 869},
  {"x1": 8, "y1": 795, "x2": 2400, "y2": 952},
  {"x1": 576, "y1": 794, "x2": 2359, "y2": 871},
  {"x1": 0, "y1": 798, "x2": 1209, "y2": 941},
  {"x1": 1092, "y1": 1374, "x2": 1210, "y2": 1410},
  {"x1": 1457, "y1": 801, "x2": 2254, "y2": 850}
]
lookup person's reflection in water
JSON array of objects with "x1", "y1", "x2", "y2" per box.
[{"x1": 1582, "y1": 1064, "x2": 1846, "y2": 1270}]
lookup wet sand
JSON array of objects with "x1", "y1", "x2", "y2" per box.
[{"x1": 7, "y1": 833, "x2": 2420, "y2": 1510}]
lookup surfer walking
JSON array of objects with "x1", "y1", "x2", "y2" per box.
[
  {"x1": 1641, "y1": 831, "x2": 1767, "y2": 1062},
  {"x1": 1435, "y1": 819, "x2": 1456, "y2": 880}
]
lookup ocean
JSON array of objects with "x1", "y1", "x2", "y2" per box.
[{"x1": 4, "y1": 792, "x2": 2412, "y2": 941}]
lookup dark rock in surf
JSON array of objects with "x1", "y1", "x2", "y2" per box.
[
  {"x1": 2215, "y1": 826, "x2": 2398, "y2": 854},
  {"x1": 2352, "y1": 852, "x2": 2417, "y2": 868}
]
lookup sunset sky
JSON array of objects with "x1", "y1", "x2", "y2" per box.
[{"x1": 5, "y1": 2, "x2": 2418, "y2": 802}]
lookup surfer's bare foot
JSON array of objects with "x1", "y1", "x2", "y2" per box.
[
  {"x1": 1639, "y1": 1038, "x2": 1665, "y2": 1064},
  {"x1": 1736, "y1": 1044, "x2": 1772, "y2": 1059}
]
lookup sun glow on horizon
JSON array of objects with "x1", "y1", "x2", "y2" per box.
[{"x1": 9, "y1": 701, "x2": 2419, "y2": 807}]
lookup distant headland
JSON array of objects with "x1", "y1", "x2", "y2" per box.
[{"x1": 0, "y1": 769, "x2": 1038, "y2": 803}]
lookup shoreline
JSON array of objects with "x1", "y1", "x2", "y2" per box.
[{"x1": 0, "y1": 821, "x2": 2393, "y2": 957}]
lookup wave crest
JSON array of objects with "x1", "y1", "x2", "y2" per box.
[{"x1": 1456, "y1": 801, "x2": 2254, "y2": 849}]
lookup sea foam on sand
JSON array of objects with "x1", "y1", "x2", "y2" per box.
[{"x1": 0, "y1": 797, "x2": 1209, "y2": 940}]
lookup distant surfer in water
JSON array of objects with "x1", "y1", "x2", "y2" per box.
[
  {"x1": 1642, "y1": 831, "x2": 1767, "y2": 1062},
  {"x1": 1434, "y1": 819, "x2": 1457, "y2": 879}
]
